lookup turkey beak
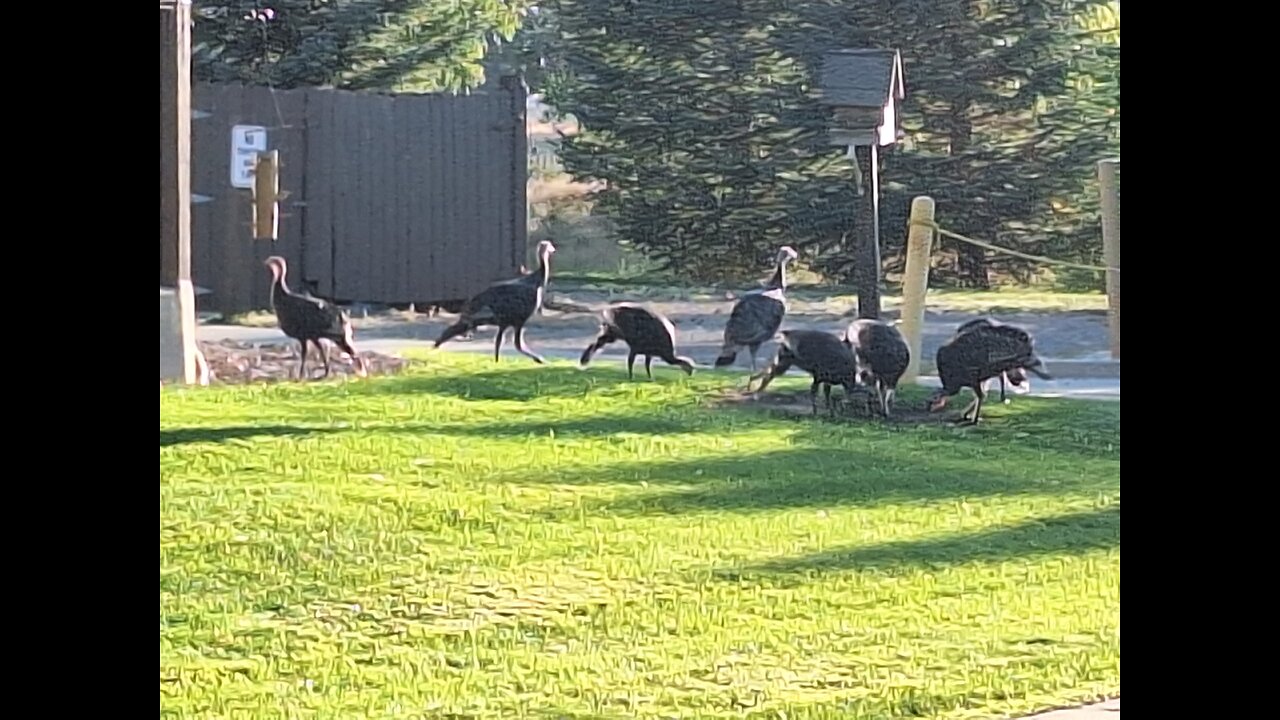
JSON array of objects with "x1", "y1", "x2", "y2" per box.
[
  {"x1": 926, "y1": 391, "x2": 949, "y2": 412},
  {"x1": 1025, "y1": 356, "x2": 1052, "y2": 380}
]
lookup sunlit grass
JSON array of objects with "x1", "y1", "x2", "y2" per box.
[{"x1": 160, "y1": 353, "x2": 1119, "y2": 718}]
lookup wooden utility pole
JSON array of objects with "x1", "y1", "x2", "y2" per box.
[
  {"x1": 160, "y1": 0, "x2": 199, "y2": 384},
  {"x1": 1098, "y1": 159, "x2": 1120, "y2": 359},
  {"x1": 852, "y1": 144, "x2": 882, "y2": 319},
  {"x1": 819, "y1": 48, "x2": 905, "y2": 322}
]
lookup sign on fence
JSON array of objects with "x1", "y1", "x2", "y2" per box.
[{"x1": 230, "y1": 125, "x2": 267, "y2": 189}]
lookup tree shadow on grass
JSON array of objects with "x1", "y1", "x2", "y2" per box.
[
  {"x1": 357, "y1": 364, "x2": 696, "y2": 402},
  {"x1": 717, "y1": 505, "x2": 1120, "y2": 581},
  {"x1": 159, "y1": 425, "x2": 340, "y2": 447},
  {"x1": 160, "y1": 413, "x2": 703, "y2": 448},
  {"x1": 525, "y1": 442, "x2": 1114, "y2": 514},
  {"x1": 392, "y1": 414, "x2": 703, "y2": 439},
  {"x1": 723, "y1": 377, "x2": 1118, "y2": 435}
]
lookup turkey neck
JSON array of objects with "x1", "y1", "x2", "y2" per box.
[
  {"x1": 765, "y1": 255, "x2": 789, "y2": 291},
  {"x1": 270, "y1": 265, "x2": 292, "y2": 309},
  {"x1": 534, "y1": 251, "x2": 552, "y2": 287}
]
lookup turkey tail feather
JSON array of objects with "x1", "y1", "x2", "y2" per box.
[{"x1": 435, "y1": 321, "x2": 472, "y2": 348}]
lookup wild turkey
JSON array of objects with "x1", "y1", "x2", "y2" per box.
[
  {"x1": 927, "y1": 321, "x2": 1052, "y2": 425},
  {"x1": 842, "y1": 318, "x2": 910, "y2": 418},
  {"x1": 263, "y1": 256, "x2": 367, "y2": 380},
  {"x1": 714, "y1": 245, "x2": 799, "y2": 371},
  {"x1": 955, "y1": 317, "x2": 1031, "y2": 403},
  {"x1": 434, "y1": 241, "x2": 557, "y2": 363},
  {"x1": 748, "y1": 329, "x2": 865, "y2": 416},
  {"x1": 579, "y1": 302, "x2": 696, "y2": 379}
]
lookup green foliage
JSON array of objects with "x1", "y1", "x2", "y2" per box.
[
  {"x1": 838, "y1": 1, "x2": 1120, "y2": 288},
  {"x1": 485, "y1": 4, "x2": 559, "y2": 90},
  {"x1": 539, "y1": 0, "x2": 1120, "y2": 287},
  {"x1": 192, "y1": 0, "x2": 529, "y2": 92},
  {"x1": 542, "y1": 1, "x2": 858, "y2": 283},
  {"x1": 1030, "y1": 1, "x2": 1120, "y2": 290},
  {"x1": 161, "y1": 353, "x2": 1119, "y2": 718}
]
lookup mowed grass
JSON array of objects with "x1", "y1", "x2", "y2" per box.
[{"x1": 160, "y1": 353, "x2": 1120, "y2": 719}]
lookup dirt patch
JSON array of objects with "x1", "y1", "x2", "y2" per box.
[
  {"x1": 708, "y1": 387, "x2": 944, "y2": 425},
  {"x1": 196, "y1": 339, "x2": 412, "y2": 385}
]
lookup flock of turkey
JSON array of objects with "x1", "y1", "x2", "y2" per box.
[{"x1": 263, "y1": 239, "x2": 1052, "y2": 425}]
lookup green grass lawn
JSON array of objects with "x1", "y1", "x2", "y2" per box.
[{"x1": 160, "y1": 354, "x2": 1120, "y2": 719}]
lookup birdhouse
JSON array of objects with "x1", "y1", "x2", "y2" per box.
[{"x1": 819, "y1": 49, "x2": 905, "y2": 148}]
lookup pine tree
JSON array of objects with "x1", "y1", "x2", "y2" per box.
[
  {"x1": 541, "y1": 0, "x2": 1119, "y2": 286},
  {"x1": 192, "y1": 1, "x2": 529, "y2": 92}
]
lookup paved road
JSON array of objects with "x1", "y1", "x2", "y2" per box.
[{"x1": 330, "y1": 290, "x2": 1117, "y2": 372}]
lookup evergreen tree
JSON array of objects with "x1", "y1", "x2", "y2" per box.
[
  {"x1": 192, "y1": 1, "x2": 529, "y2": 92},
  {"x1": 542, "y1": 0, "x2": 1119, "y2": 286},
  {"x1": 542, "y1": 0, "x2": 858, "y2": 282}
]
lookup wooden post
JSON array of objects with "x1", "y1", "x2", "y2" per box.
[
  {"x1": 253, "y1": 150, "x2": 280, "y2": 241},
  {"x1": 1098, "y1": 159, "x2": 1120, "y2": 359},
  {"x1": 853, "y1": 143, "x2": 882, "y2": 319},
  {"x1": 159, "y1": 0, "x2": 199, "y2": 384},
  {"x1": 900, "y1": 196, "x2": 935, "y2": 383}
]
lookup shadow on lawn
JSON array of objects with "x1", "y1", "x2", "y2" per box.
[
  {"x1": 160, "y1": 413, "x2": 709, "y2": 447},
  {"x1": 427, "y1": 414, "x2": 704, "y2": 438},
  {"x1": 529, "y1": 440, "x2": 1116, "y2": 516},
  {"x1": 159, "y1": 425, "x2": 340, "y2": 447},
  {"x1": 357, "y1": 364, "x2": 700, "y2": 402},
  {"x1": 716, "y1": 504, "x2": 1120, "y2": 580}
]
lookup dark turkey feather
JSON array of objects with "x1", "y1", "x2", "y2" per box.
[
  {"x1": 954, "y1": 317, "x2": 1031, "y2": 403},
  {"x1": 928, "y1": 321, "x2": 1051, "y2": 424},
  {"x1": 843, "y1": 319, "x2": 910, "y2": 418},
  {"x1": 264, "y1": 255, "x2": 366, "y2": 380},
  {"x1": 435, "y1": 241, "x2": 556, "y2": 363},
  {"x1": 715, "y1": 246, "x2": 798, "y2": 371},
  {"x1": 579, "y1": 302, "x2": 695, "y2": 379},
  {"x1": 749, "y1": 329, "x2": 865, "y2": 416}
]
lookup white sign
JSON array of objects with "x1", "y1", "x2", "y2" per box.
[{"x1": 230, "y1": 125, "x2": 268, "y2": 189}]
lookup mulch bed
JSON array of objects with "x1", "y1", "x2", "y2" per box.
[
  {"x1": 190, "y1": 339, "x2": 412, "y2": 385},
  {"x1": 708, "y1": 387, "x2": 943, "y2": 424}
]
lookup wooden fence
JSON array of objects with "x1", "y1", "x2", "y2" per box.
[{"x1": 177, "y1": 79, "x2": 528, "y2": 314}]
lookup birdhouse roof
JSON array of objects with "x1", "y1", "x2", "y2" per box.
[{"x1": 819, "y1": 49, "x2": 905, "y2": 107}]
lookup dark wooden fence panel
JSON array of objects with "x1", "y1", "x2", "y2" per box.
[
  {"x1": 182, "y1": 81, "x2": 527, "y2": 314},
  {"x1": 190, "y1": 84, "x2": 309, "y2": 311},
  {"x1": 302, "y1": 89, "x2": 335, "y2": 298}
]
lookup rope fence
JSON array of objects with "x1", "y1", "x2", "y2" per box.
[
  {"x1": 909, "y1": 219, "x2": 1120, "y2": 274},
  {"x1": 898, "y1": 177, "x2": 1121, "y2": 383}
]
